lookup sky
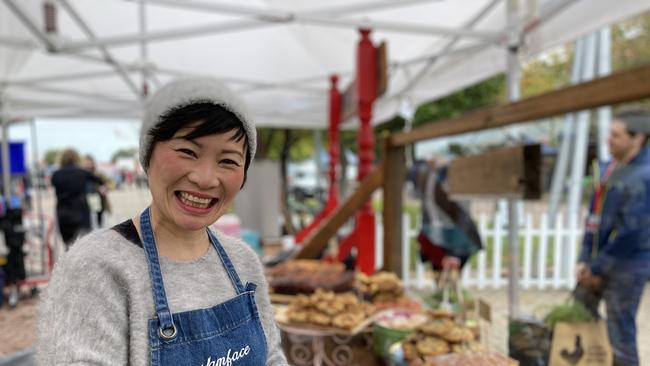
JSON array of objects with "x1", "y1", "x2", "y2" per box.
[{"x1": 9, "y1": 118, "x2": 141, "y2": 166}]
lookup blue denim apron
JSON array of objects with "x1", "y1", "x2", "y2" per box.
[{"x1": 140, "y1": 208, "x2": 267, "y2": 366}]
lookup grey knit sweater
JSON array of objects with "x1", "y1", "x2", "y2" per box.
[{"x1": 36, "y1": 225, "x2": 287, "y2": 365}]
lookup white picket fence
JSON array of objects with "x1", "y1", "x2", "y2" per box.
[{"x1": 375, "y1": 212, "x2": 584, "y2": 290}]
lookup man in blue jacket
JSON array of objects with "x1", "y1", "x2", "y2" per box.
[{"x1": 575, "y1": 108, "x2": 650, "y2": 366}]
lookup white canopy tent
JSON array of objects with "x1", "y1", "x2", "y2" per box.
[
  {"x1": 1, "y1": 0, "x2": 649, "y2": 319},
  {"x1": 1, "y1": 0, "x2": 648, "y2": 129}
]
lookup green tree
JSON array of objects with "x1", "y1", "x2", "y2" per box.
[
  {"x1": 612, "y1": 11, "x2": 650, "y2": 72},
  {"x1": 520, "y1": 11, "x2": 650, "y2": 99},
  {"x1": 411, "y1": 74, "x2": 506, "y2": 128},
  {"x1": 521, "y1": 46, "x2": 573, "y2": 98},
  {"x1": 111, "y1": 147, "x2": 138, "y2": 163},
  {"x1": 255, "y1": 128, "x2": 320, "y2": 161},
  {"x1": 43, "y1": 149, "x2": 62, "y2": 165}
]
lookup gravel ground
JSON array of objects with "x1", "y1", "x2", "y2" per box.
[{"x1": 0, "y1": 297, "x2": 38, "y2": 356}]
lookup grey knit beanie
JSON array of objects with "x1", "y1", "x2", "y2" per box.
[{"x1": 139, "y1": 77, "x2": 256, "y2": 172}]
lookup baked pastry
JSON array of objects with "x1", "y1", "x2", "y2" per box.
[
  {"x1": 451, "y1": 341, "x2": 483, "y2": 354},
  {"x1": 309, "y1": 311, "x2": 331, "y2": 326},
  {"x1": 428, "y1": 309, "x2": 455, "y2": 319},
  {"x1": 288, "y1": 311, "x2": 309, "y2": 323},
  {"x1": 415, "y1": 337, "x2": 450, "y2": 357},
  {"x1": 418, "y1": 319, "x2": 455, "y2": 337},
  {"x1": 332, "y1": 312, "x2": 363, "y2": 330},
  {"x1": 442, "y1": 326, "x2": 475, "y2": 343},
  {"x1": 285, "y1": 289, "x2": 374, "y2": 330}
]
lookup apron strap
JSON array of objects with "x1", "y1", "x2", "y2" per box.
[
  {"x1": 207, "y1": 229, "x2": 247, "y2": 294},
  {"x1": 140, "y1": 208, "x2": 176, "y2": 336},
  {"x1": 139, "y1": 207, "x2": 252, "y2": 338}
]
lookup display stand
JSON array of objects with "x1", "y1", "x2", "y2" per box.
[{"x1": 278, "y1": 323, "x2": 375, "y2": 366}]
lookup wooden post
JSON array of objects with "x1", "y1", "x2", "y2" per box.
[{"x1": 382, "y1": 138, "x2": 405, "y2": 276}]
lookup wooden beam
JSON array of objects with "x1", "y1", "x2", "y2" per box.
[
  {"x1": 376, "y1": 41, "x2": 388, "y2": 97},
  {"x1": 447, "y1": 144, "x2": 542, "y2": 199},
  {"x1": 294, "y1": 165, "x2": 384, "y2": 259},
  {"x1": 382, "y1": 139, "x2": 405, "y2": 276},
  {"x1": 390, "y1": 64, "x2": 650, "y2": 147}
]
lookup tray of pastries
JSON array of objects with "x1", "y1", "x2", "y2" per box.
[
  {"x1": 400, "y1": 309, "x2": 485, "y2": 365},
  {"x1": 275, "y1": 289, "x2": 377, "y2": 335},
  {"x1": 356, "y1": 271, "x2": 422, "y2": 311}
]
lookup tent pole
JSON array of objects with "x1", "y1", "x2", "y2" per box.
[
  {"x1": 7, "y1": 70, "x2": 119, "y2": 85},
  {"x1": 139, "y1": 0, "x2": 149, "y2": 97},
  {"x1": 1, "y1": 119, "x2": 11, "y2": 204},
  {"x1": 141, "y1": 0, "x2": 434, "y2": 18},
  {"x1": 0, "y1": 35, "x2": 39, "y2": 50},
  {"x1": 566, "y1": 33, "x2": 597, "y2": 287},
  {"x1": 60, "y1": 15, "x2": 499, "y2": 53},
  {"x1": 30, "y1": 118, "x2": 46, "y2": 274},
  {"x1": 399, "y1": 97, "x2": 415, "y2": 167},
  {"x1": 548, "y1": 38, "x2": 585, "y2": 222},
  {"x1": 9, "y1": 84, "x2": 135, "y2": 105},
  {"x1": 506, "y1": 0, "x2": 521, "y2": 319},
  {"x1": 596, "y1": 27, "x2": 612, "y2": 161},
  {"x1": 0, "y1": 91, "x2": 11, "y2": 203}
]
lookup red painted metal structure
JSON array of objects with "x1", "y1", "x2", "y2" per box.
[
  {"x1": 294, "y1": 75, "x2": 342, "y2": 244},
  {"x1": 296, "y1": 29, "x2": 378, "y2": 275}
]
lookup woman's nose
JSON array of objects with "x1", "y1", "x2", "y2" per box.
[{"x1": 187, "y1": 160, "x2": 219, "y2": 189}]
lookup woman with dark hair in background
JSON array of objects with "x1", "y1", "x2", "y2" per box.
[{"x1": 51, "y1": 148, "x2": 104, "y2": 248}]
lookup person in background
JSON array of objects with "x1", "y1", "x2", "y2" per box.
[
  {"x1": 0, "y1": 194, "x2": 27, "y2": 308},
  {"x1": 37, "y1": 78, "x2": 288, "y2": 365},
  {"x1": 83, "y1": 154, "x2": 111, "y2": 228},
  {"x1": 574, "y1": 108, "x2": 650, "y2": 366},
  {"x1": 409, "y1": 157, "x2": 483, "y2": 273},
  {"x1": 50, "y1": 149, "x2": 104, "y2": 249}
]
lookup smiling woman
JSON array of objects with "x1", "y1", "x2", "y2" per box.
[{"x1": 36, "y1": 78, "x2": 288, "y2": 365}]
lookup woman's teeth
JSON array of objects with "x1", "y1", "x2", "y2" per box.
[{"x1": 179, "y1": 192, "x2": 213, "y2": 209}]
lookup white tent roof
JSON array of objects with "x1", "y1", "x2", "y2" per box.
[{"x1": 1, "y1": 0, "x2": 648, "y2": 129}]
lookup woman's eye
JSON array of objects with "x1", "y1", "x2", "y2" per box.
[
  {"x1": 221, "y1": 159, "x2": 240, "y2": 166},
  {"x1": 177, "y1": 148, "x2": 197, "y2": 157}
]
